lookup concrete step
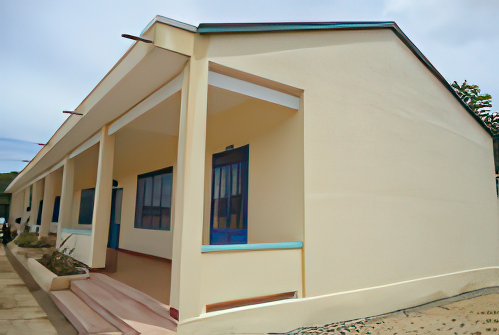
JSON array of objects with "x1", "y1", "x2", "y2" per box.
[
  {"x1": 89, "y1": 273, "x2": 175, "y2": 323},
  {"x1": 51, "y1": 290, "x2": 122, "y2": 335},
  {"x1": 71, "y1": 278, "x2": 177, "y2": 335}
]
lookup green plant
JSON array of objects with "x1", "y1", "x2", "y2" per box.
[
  {"x1": 14, "y1": 232, "x2": 54, "y2": 248},
  {"x1": 38, "y1": 248, "x2": 89, "y2": 276},
  {"x1": 38, "y1": 234, "x2": 89, "y2": 276}
]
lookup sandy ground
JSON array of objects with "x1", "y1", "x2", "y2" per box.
[
  {"x1": 281, "y1": 288, "x2": 499, "y2": 335},
  {"x1": 0, "y1": 244, "x2": 57, "y2": 335}
]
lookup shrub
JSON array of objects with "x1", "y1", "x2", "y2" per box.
[
  {"x1": 38, "y1": 248, "x2": 89, "y2": 276},
  {"x1": 14, "y1": 232, "x2": 53, "y2": 248}
]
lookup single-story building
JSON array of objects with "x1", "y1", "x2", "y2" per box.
[{"x1": 6, "y1": 16, "x2": 499, "y2": 334}]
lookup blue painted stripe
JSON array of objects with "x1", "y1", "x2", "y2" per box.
[
  {"x1": 201, "y1": 241, "x2": 303, "y2": 253},
  {"x1": 197, "y1": 22, "x2": 395, "y2": 34},
  {"x1": 61, "y1": 228, "x2": 92, "y2": 236}
]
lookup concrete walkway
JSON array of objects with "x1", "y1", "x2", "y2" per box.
[
  {"x1": 282, "y1": 287, "x2": 499, "y2": 334},
  {"x1": 0, "y1": 244, "x2": 58, "y2": 334}
]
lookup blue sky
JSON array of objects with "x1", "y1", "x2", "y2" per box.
[{"x1": 1, "y1": 0, "x2": 498, "y2": 173}]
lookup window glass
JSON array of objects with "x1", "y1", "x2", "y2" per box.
[
  {"x1": 36, "y1": 200, "x2": 43, "y2": 225},
  {"x1": 78, "y1": 188, "x2": 95, "y2": 225},
  {"x1": 144, "y1": 178, "x2": 152, "y2": 206},
  {"x1": 161, "y1": 174, "x2": 172, "y2": 208},
  {"x1": 135, "y1": 167, "x2": 173, "y2": 230},
  {"x1": 231, "y1": 164, "x2": 238, "y2": 196},
  {"x1": 135, "y1": 179, "x2": 145, "y2": 226},
  {"x1": 152, "y1": 175, "x2": 162, "y2": 207},
  {"x1": 52, "y1": 196, "x2": 61, "y2": 222}
]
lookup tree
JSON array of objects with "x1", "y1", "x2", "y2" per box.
[{"x1": 451, "y1": 80, "x2": 498, "y2": 136}]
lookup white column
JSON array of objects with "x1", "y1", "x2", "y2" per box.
[
  {"x1": 58, "y1": 158, "x2": 74, "y2": 246},
  {"x1": 89, "y1": 126, "x2": 115, "y2": 268},
  {"x1": 39, "y1": 173, "x2": 56, "y2": 236},
  {"x1": 29, "y1": 181, "x2": 42, "y2": 231},
  {"x1": 8, "y1": 191, "x2": 24, "y2": 226},
  {"x1": 170, "y1": 57, "x2": 209, "y2": 321}
]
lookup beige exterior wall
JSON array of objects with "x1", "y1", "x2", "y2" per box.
[
  {"x1": 113, "y1": 128, "x2": 178, "y2": 259},
  {"x1": 199, "y1": 249, "x2": 302, "y2": 310},
  {"x1": 30, "y1": 179, "x2": 44, "y2": 227},
  {"x1": 60, "y1": 231, "x2": 93, "y2": 265},
  {"x1": 204, "y1": 27, "x2": 498, "y2": 308},
  {"x1": 71, "y1": 143, "x2": 99, "y2": 230}
]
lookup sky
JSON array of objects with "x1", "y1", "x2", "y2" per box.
[{"x1": 0, "y1": 0, "x2": 498, "y2": 173}]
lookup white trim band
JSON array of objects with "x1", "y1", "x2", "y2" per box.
[
  {"x1": 69, "y1": 132, "x2": 101, "y2": 159},
  {"x1": 108, "y1": 73, "x2": 183, "y2": 135},
  {"x1": 208, "y1": 71, "x2": 300, "y2": 110}
]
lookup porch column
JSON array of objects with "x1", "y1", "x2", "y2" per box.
[
  {"x1": 170, "y1": 57, "x2": 209, "y2": 321},
  {"x1": 90, "y1": 126, "x2": 115, "y2": 268},
  {"x1": 29, "y1": 180, "x2": 43, "y2": 231},
  {"x1": 39, "y1": 172, "x2": 56, "y2": 236},
  {"x1": 58, "y1": 157, "x2": 74, "y2": 246},
  {"x1": 8, "y1": 191, "x2": 23, "y2": 226}
]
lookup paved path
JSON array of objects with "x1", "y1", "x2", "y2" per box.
[
  {"x1": 282, "y1": 288, "x2": 499, "y2": 334},
  {"x1": 0, "y1": 244, "x2": 58, "y2": 335}
]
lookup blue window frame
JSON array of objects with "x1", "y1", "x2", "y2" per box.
[
  {"x1": 135, "y1": 167, "x2": 173, "y2": 230},
  {"x1": 210, "y1": 145, "x2": 249, "y2": 245},
  {"x1": 78, "y1": 188, "x2": 95, "y2": 225},
  {"x1": 52, "y1": 196, "x2": 61, "y2": 222}
]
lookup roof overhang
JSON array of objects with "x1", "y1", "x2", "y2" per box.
[
  {"x1": 6, "y1": 17, "x2": 491, "y2": 193},
  {"x1": 6, "y1": 40, "x2": 189, "y2": 194}
]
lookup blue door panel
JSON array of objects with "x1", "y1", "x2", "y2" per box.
[
  {"x1": 230, "y1": 233, "x2": 247, "y2": 244},
  {"x1": 210, "y1": 145, "x2": 249, "y2": 245},
  {"x1": 107, "y1": 188, "x2": 122, "y2": 249},
  {"x1": 210, "y1": 232, "x2": 229, "y2": 245}
]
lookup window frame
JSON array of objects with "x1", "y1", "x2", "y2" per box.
[{"x1": 134, "y1": 166, "x2": 173, "y2": 231}]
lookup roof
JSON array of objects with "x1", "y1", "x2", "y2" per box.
[
  {"x1": 5, "y1": 17, "x2": 493, "y2": 194},
  {"x1": 146, "y1": 16, "x2": 492, "y2": 136}
]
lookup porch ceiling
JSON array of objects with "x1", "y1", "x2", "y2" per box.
[
  {"x1": 121, "y1": 87, "x2": 258, "y2": 136},
  {"x1": 8, "y1": 46, "x2": 188, "y2": 193},
  {"x1": 124, "y1": 91, "x2": 181, "y2": 136},
  {"x1": 207, "y1": 86, "x2": 252, "y2": 115}
]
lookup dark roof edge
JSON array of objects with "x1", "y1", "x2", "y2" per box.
[
  {"x1": 389, "y1": 23, "x2": 492, "y2": 137},
  {"x1": 197, "y1": 21, "x2": 395, "y2": 33},
  {"x1": 150, "y1": 17, "x2": 492, "y2": 137}
]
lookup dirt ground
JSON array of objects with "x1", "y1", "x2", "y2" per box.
[
  {"x1": 0, "y1": 245, "x2": 57, "y2": 335},
  {"x1": 281, "y1": 288, "x2": 499, "y2": 335}
]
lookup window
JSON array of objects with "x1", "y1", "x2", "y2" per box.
[
  {"x1": 52, "y1": 196, "x2": 61, "y2": 222},
  {"x1": 36, "y1": 200, "x2": 43, "y2": 225},
  {"x1": 135, "y1": 167, "x2": 173, "y2": 230},
  {"x1": 78, "y1": 188, "x2": 95, "y2": 225},
  {"x1": 210, "y1": 145, "x2": 249, "y2": 245}
]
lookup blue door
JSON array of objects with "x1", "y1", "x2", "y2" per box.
[
  {"x1": 210, "y1": 145, "x2": 249, "y2": 245},
  {"x1": 107, "y1": 188, "x2": 123, "y2": 249}
]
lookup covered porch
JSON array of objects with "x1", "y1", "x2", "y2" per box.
[
  {"x1": 86, "y1": 60, "x2": 306, "y2": 312},
  {"x1": 7, "y1": 29, "x2": 306, "y2": 322}
]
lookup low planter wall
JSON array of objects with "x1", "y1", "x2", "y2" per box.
[
  {"x1": 27, "y1": 258, "x2": 88, "y2": 292},
  {"x1": 7, "y1": 241, "x2": 88, "y2": 292}
]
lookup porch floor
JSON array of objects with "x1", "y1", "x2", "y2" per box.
[{"x1": 100, "y1": 250, "x2": 171, "y2": 305}]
